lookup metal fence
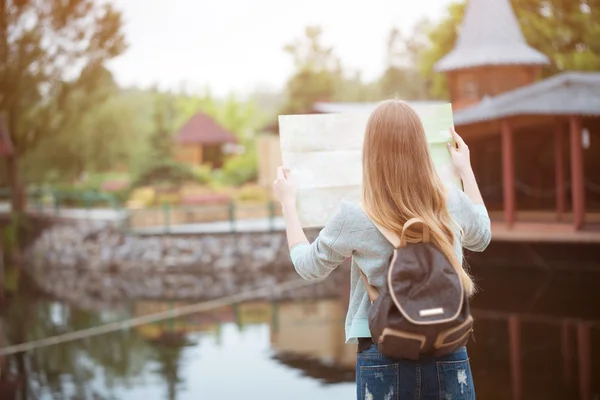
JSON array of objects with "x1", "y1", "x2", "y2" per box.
[
  {"x1": 0, "y1": 187, "x2": 282, "y2": 234},
  {"x1": 126, "y1": 201, "x2": 281, "y2": 234}
]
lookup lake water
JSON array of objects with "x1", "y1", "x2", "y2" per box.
[{"x1": 1, "y1": 255, "x2": 599, "y2": 399}]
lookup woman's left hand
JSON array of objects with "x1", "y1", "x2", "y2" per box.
[{"x1": 273, "y1": 166, "x2": 297, "y2": 207}]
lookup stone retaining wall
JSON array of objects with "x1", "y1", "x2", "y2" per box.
[{"x1": 26, "y1": 222, "x2": 346, "y2": 309}]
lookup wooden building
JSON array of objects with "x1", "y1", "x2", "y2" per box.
[
  {"x1": 434, "y1": 0, "x2": 600, "y2": 236},
  {"x1": 175, "y1": 112, "x2": 238, "y2": 168}
]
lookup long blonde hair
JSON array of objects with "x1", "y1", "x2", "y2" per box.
[{"x1": 362, "y1": 99, "x2": 475, "y2": 296}]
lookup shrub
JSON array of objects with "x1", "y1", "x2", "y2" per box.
[
  {"x1": 131, "y1": 159, "x2": 202, "y2": 189},
  {"x1": 191, "y1": 164, "x2": 213, "y2": 184},
  {"x1": 235, "y1": 184, "x2": 270, "y2": 203},
  {"x1": 218, "y1": 150, "x2": 258, "y2": 187},
  {"x1": 127, "y1": 187, "x2": 155, "y2": 208}
]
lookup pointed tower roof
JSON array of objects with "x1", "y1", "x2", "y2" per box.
[{"x1": 435, "y1": 0, "x2": 550, "y2": 72}]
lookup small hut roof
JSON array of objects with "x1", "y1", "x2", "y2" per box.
[{"x1": 175, "y1": 112, "x2": 237, "y2": 145}]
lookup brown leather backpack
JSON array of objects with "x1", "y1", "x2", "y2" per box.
[{"x1": 360, "y1": 217, "x2": 474, "y2": 360}]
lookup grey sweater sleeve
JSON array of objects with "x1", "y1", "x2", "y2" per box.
[
  {"x1": 290, "y1": 202, "x2": 353, "y2": 281},
  {"x1": 447, "y1": 185, "x2": 492, "y2": 252}
]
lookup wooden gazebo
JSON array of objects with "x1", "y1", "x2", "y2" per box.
[{"x1": 435, "y1": 0, "x2": 600, "y2": 234}]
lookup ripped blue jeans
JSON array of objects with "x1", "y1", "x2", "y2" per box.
[{"x1": 356, "y1": 344, "x2": 475, "y2": 400}]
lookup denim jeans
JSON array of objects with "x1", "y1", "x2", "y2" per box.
[{"x1": 356, "y1": 344, "x2": 476, "y2": 400}]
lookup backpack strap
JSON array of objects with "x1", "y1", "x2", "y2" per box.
[
  {"x1": 399, "y1": 218, "x2": 431, "y2": 247},
  {"x1": 357, "y1": 205, "x2": 432, "y2": 304}
]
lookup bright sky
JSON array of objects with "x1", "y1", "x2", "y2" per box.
[{"x1": 107, "y1": 0, "x2": 451, "y2": 97}]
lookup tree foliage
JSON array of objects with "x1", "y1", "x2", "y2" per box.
[
  {"x1": 416, "y1": 2, "x2": 466, "y2": 99},
  {"x1": 513, "y1": 0, "x2": 600, "y2": 73},
  {"x1": 0, "y1": 0, "x2": 126, "y2": 155},
  {"x1": 21, "y1": 69, "x2": 138, "y2": 183},
  {"x1": 378, "y1": 25, "x2": 431, "y2": 100},
  {"x1": 0, "y1": 0, "x2": 126, "y2": 209},
  {"x1": 280, "y1": 26, "x2": 342, "y2": 114},
  {"x1": 131, "y1": 159, "x2": 201, "y2": 189},
  {"x1": 148, "y1": 90, "x2": 177, "y2": 162},
  {"x1": 279, "y1": 25, "x2": 433, "y2": 115}
]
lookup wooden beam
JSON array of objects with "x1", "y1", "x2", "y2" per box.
[
  {"x1": 197, "y1": 145, "x2": 204, "y2": 165},
  {"x1": 501, "y1": 120, "x2": 516, "y2": 228},
  {"x1": 508, "y1": 315, "x2": 522, "y2": 400},
  {"x1": 554, "y1": 125, "x2": 566, "y2": 220},
  {"x1": 561, "y1": 321, "x2": 573, "y2": 387},
  {"x1": 577, "y1": 322, "x2": 591, "y2": 400},
  {"x1": 569, "y1": 116, "x2": 585, "y2": 230},
  {"x1": 458, "y1": 114, "x2": 563, "y2": 139}
]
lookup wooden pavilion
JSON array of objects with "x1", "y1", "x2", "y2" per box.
[{"x1": 434, "y1": 0, "x2": 600, "y2": 235}]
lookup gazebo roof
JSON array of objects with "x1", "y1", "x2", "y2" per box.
[
  {"x1": 435, "y1": 0, "x2": 550, "y2": 72},
  {"x1": 454, "y1": 72, "x2": 600, "y2": 125},
  {"x1": 175, "y1": 112, "x2": 237, "y2": 145}
]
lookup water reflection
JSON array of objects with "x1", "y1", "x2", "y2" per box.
[
  {"x1": 270, "y1": 300, "x2": 355, "y2": 384},
  {"x1": 1, "y1": 265, "x2": 599, "y2": 399}
]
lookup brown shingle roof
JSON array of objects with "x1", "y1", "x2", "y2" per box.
[
  {"x1": 454, "y1": 72, "x2": 600, "y2": 125},
  {"x1": 175, "y1": 112, "x2": 238, "y2": 145}
]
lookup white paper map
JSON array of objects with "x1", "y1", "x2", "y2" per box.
[{"x1": 279, "y1": 103, "x2": 461, "y2": 228}]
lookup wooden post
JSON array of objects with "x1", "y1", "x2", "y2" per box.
[
  {"x1": 501, "y1": 120, "x2": 516, "y2": 228},
  {"x1": 569, "y1": 116, "x2": 585, "y2": 230},
  {"x1": 577, "y1": 322, "x2": 591, "y2": 400},
  {"x1": 554, "y1": 125, "x2": 566, "y2": 220},
  {"x1": 0, "y1": 243, "x2": 4, "y2": 302},
  {"x1": 561, "y1": 320, "x2": 573, "y2": 386},
  {"x1": 508, "y1": 315, "x2": 522, "y2": 400}
]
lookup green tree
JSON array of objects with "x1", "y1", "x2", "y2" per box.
[
  {"x1": 280, "y1": 26, "x2": 342, "y2": 114},
  {"x1": 418, "y1": 0, "x2": 600, "y2": 99},
  {"x1": 148, "y1": 90, "x2": 177, "y2": 161},
  {"x1": 513, "y1": 0, "x2": 600, "y2": 73},
  {"x1": 378, "y1": 26, "x2": 431, "y2": 100},
  {"x1": 416, "y1": 1, "x2": 466, "y2": 99},
  {"x1": 131, "y1": 90, "x2": 206, "y2": 190},
  {"x1": 21, "y1": 69, "x2": 137, "y2": 183},
  {"x1": 0, "y1": 0, "x2": 126, "y2": 211},
  {"x1": 333, "y1": 70, "x2": 380, "y2": 102}
]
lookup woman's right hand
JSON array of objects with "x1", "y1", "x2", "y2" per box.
[
  {"x1": 273, "y1": 166, "x2": 297, "y2": 208},
  {"x1": 448, "y1": 126, "x2": 472, "y2": 177}
]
